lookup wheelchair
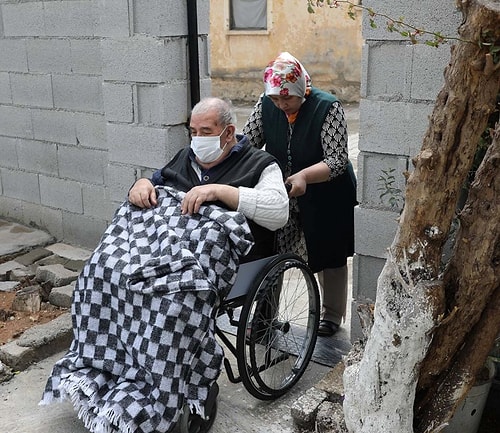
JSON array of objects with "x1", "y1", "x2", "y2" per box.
[{"x1": 178, "y1": 252, "x2": 320, "y2": 433}]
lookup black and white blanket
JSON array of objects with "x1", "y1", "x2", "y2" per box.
[{"x1": 40, "y1": 186, "x2": 254, "y2": 433}]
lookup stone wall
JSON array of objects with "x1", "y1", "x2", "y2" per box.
[
  {"x1": 0, "y1": 0, "x2": 210, "y2": 248},
  {"x1": 350, "y1": 0, "x2": 463, "y2": 340}
]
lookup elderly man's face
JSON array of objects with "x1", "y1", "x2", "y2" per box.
[{"x1": 189, "y1": 109, "x2": 226, "y2": 138}]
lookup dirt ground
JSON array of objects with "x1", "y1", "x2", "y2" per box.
[
  {"x1": 0, "y1": 288, "x2": 68, "y2": 345},
  {"x1": 0, "y1": 252, "x2": 69, "y2": 345}
]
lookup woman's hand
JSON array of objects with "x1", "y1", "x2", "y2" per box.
[
  {"x1": 285, "y1": 172, "x2": 307, "y2": 197},
  {"x1": 286, "y1": 162, "x2": 332, "y2": 197},
  {"x1": 128, "y1": 178, "x2": 157, "y2": 208}
]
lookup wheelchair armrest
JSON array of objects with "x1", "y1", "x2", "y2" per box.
[{"x1": 224, "y1": 254, "x2": 280, "y2": 302}]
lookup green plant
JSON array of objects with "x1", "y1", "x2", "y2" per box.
[{"x1": 377, "y1": 168, "x2": 403, "y2": 210}]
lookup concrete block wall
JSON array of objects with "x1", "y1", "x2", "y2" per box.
[
  {"x1": 0, "y1": 0, "x2": 210, "y2": 249},
  {"x1": 351, "y1": 0, "x2": 463, "y2": 340}
]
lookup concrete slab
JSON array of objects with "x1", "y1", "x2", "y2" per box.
[
  {"x1": 35, "y1": 264, "x2": 79, "y2": 287},
  {"x1": 44, "y1": 243, "x2": 92, "y2": 261},
  {"x1": 0, "y1": 340, "x2": 36, "y2": 372},
  {"x1": 0, "y1": 260, "x2": 27, "y2": 279},
  {"x1": 14, "y1": 247, "x2": 54, "y2": 266},
  {"x1": 17, "y1": 313, "x2": 72, "y2": 349},
  {"x1": 0, "y1": 314, "x2": 72, "y2": 372},
  {"x1": 48, "y1": 284, "x2": 74, "y2": 308},
  {"x1": 0, "y1": 220, "x2": 54, "y2": 257},
  {"x1": 0, "y1": 281, "x2": 19, "y2": 292}
]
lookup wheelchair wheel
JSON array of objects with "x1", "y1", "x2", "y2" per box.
[
  {"x1": 235, "y1": 253, "x2": 319, "y2": 400},
  {"x1": 177, "y1": 403, "x2": 217, "y2": 433}
]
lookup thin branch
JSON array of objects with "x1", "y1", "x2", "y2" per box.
[{"x1": 307, "y1": 1, "x2": 474, "y2": 47}]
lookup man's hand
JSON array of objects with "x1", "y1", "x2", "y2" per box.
[
  {"x1": 181, "y1": 184, "x2": 238, "y2": 215},
  {"x1": 128, "y1": 178, "x2": 157, "y2": 208}
]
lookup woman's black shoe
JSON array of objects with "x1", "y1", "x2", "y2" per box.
[{"x1": 317, "y1": 320, "x2": 339, "y2": 337}]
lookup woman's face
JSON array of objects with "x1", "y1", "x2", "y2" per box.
[{"x1": 268, "y1": 95, "x2": 303, "y2": 115}]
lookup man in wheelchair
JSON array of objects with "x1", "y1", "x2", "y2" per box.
[
  {"x1": 129, "y1": 97, "x2": 289, "y2": 262},
  {"x1": 40, "y1": 97, "x2": 289, "y2": 433}
]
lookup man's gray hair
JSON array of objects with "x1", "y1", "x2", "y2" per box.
[{"x1": 191, "y1": 97, "x2": 237, "y2": 126}]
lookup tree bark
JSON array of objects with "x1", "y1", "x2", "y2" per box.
[
  {"x1": 415, "y1": 124, "x2": 500, "y2": 433},
  {"x1": 396, "y1": 0, "x2": 500, "y2": 273},
  {"x1": 343, "y1": 1, "x2": 500, "y2": 432}
]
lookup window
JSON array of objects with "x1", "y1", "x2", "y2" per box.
[{"x1": 230, "y1": 0, "x2": 267, "y2": 30}]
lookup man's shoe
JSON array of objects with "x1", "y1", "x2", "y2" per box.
[{"x1": 317, "y1": 320, "x2": 339, "y2": 337}]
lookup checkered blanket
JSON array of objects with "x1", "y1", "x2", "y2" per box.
[{"x1": 40, "y1": 186, "x2": 254, "y2": 433}]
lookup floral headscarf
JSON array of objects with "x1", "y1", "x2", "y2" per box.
[{"x1": 263, "y1": 52, "x2": 312, "y2": 99}]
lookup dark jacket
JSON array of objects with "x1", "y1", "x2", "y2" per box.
[{"x1": 262, "y1": 87, "x2": 357, "y2": 272}]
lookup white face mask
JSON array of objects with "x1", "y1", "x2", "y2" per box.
[{"x1": 190, "y1": 126, "x2": 228, "y2": 163}]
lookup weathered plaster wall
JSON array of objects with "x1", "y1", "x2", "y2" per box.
[{"x1": 209, "y1": 0, "x2": 363, "y2": 103}]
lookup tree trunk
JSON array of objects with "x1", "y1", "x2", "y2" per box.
[
  {"x1": 343, "y1": 1, "x2": 500, "y2": 432},
  {"x1": 415, "y1": 123, "x2": 500, "y2": 433}
]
